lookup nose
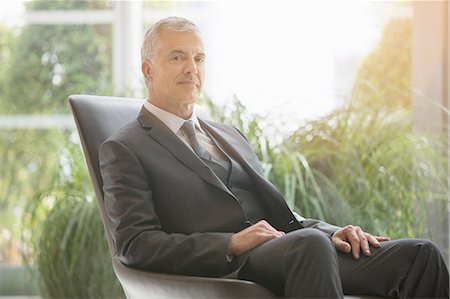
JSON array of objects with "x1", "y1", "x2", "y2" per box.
[{"x1": 183, "y1": 57, "x2": 198, "y2": 75}]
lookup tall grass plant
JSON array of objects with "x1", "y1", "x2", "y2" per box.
[
  {"x1": 22, "y1": 135, "x2": 123, "y2": 298},
  {"x1": 201, "y1": 94, "x2": 448, "y2": 240}
]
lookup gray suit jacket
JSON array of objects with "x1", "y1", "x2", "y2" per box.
[{"x1": 99, "y1": 107, "x2": 340, "y2": 278}]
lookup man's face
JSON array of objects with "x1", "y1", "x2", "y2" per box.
[{"x1": 144, "y1": 29, "x2": 205, "y2": 109}]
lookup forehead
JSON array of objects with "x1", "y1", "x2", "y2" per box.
[{"x1": 157, "y1": 29, "x2": 204, "y2": 54}]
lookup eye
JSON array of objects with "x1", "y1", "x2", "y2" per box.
[
  {"x1": 195, "y1": 57, "x2": 205, "y2": 64},
  {"x1": 172, "y1": 55, "x2": 182, "y2": 61}
]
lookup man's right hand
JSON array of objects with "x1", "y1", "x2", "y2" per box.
[{"x1": 227, "y1": 220, "x2": 285, "y2": 257}]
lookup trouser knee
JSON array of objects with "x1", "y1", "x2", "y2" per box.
[
  {"x1": 393, "y1": 238, "x2": 442, "y2": 262},
  {"x1": 238, "y1": 228, "x2": 343, "y2": 298},
  {"x1": 283, "y1": 229, "x2": 343, "y2": 297},
  {"x1": 285, "y1": 228, "x2": 338, "y2": 271}
]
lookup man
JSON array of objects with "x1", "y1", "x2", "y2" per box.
[{"x1": 99, "y1": 16, "x2": 449, "y2": 298}]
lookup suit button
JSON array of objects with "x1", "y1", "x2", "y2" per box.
[{"x1": 243, "y1": 220, "x2": 251, "y2": 227}]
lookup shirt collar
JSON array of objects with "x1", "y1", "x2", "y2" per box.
[{"x1": 143, "y1": 99, "x2": 202, "y2": 134}]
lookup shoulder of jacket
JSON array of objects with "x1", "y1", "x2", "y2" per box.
[{"x1": 103, "y1": 118, "x2": 144, "y2": 146}]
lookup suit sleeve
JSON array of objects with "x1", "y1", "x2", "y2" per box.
[
  {"x1": 99, "y1": 139, "x2": 237, "y2": 277},
  {"x1": 291, "y1": 210, "x2": 341, "y2": 235},
  {"x1": 300, "y1": 219, "x2": 341, "y2": 235}
]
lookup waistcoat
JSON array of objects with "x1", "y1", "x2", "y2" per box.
[{"x1": 202, "y1": 134, "x2": 268, "y2": 225}]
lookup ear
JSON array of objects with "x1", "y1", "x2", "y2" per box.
[{"x1": 141, "y1": 60, "x2": 153, "y2": 84}]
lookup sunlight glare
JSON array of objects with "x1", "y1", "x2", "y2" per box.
[{"x1": 202, "y1": 1, "x2": 389, "y2": 130}]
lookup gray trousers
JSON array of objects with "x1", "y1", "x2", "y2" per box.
[{"x1": 238, "y1": 228, "x2": 449, "y2": 298}]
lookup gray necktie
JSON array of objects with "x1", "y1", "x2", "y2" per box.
[
  {"x1": 181, "y1": 121, "x2": 212, "y2": 160},
  {"x1": 181, "y1": 120, "x2": 230, "y2": 184}
]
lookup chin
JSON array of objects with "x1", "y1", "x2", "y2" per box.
[{"x1": 183, "y1": 94, "x2": 200, "y2": 103}]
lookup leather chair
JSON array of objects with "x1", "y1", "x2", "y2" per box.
[{"x1": 69, "y1": 94, "x2": 380, "y2": 299}]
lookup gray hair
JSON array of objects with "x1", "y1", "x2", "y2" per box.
[{"x1": 141, "y1": 16, "x2": 201, "y2": 62}]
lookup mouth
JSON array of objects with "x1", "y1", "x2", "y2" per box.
[
  {"x1": 177, "y1": 75, "x2": 199, "y2": 85},
  {"x1": 177, "y1": 80, "x2": 199, "y2": 88}
]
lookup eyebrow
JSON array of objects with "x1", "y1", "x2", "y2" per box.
[{"x1": 168, "y1": 49, "x2": 205, "y2": 57}]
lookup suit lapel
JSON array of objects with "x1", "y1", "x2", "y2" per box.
[
  {"x1": 199, "y1": 119, "x2": 259, "y2": 176},
  {"x1": 137, "y1": 108, "x2": 233, "y2": 196}
]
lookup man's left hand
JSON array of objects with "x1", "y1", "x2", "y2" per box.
[{"x1": 332, "y1": 225, "x2": 390, "y2": 259}]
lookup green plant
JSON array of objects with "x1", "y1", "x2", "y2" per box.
[
  {"x1": 0, "y1": 129, "x2": 63, "y2": 264},
  {"x1": 22, "y1": 136, "x2": 123, "y2": 298},
  {"x1": 35, "y1": 199, "x2": 122, "y2": 298},
  {"x1": 1, "y1": 0, "x2": 112, "y2": 115},
  {"x1": 1, "y1": 0, "x2": 113, "y2": 267},
  {"x1": 200, "y1": 93, "x2": 448, "y2": 240},
  {"x1": 282, "y1": 105, "x2": 448, "y2": 239}
]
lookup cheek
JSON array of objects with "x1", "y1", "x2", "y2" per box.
[
  {"x1": 166, "y1": 70, "x2": 181, "y2": 84},
  {"x1": 158, "y1": 74, "x2": 172, "y2": 89}
]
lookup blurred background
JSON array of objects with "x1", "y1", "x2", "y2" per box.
[{"x1": 0, "y1": 0, "x2": 448, "y2": 297}]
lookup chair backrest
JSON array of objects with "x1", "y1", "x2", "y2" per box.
[{"x1": 69, "y1": 94, "x2": 144, "y2": 254}]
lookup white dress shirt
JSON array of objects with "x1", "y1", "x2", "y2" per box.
[{"x1": 143, "y1": 100, "x2": 229, "y2": 169}]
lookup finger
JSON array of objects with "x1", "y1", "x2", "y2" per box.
[
  {"x1": 375, "y1": 236, "x2": 390, "y2": 242},
  {"x1": 347, "y1": 227, "x2": 361, "y2": 259},
  {"x1": 250, "y1": 222, "x2": 274, "y2": 235},
  {"x1": 332, "y1": 237, "x2": 351, "y2": 254},
  {"x1": 271, "y1": 229, "x2": 286, "y2": 238},
  {"x1": 229, "y1": 223, "x2": 284, "y2": 256},
  {"x1": 258, "y1": 231, "x2": 285, "y2": 244},
  {"x1": 255, "y1": 220, "x2": 278, "y2": 233},
  {"x1": 254, "y1": 226, "x2": 284, "y2": 239},
  {"x1": 253, "y1": 221, "x2": 286, "y2": 238},
  {"x1": 356, "y1": 227, "x2": 371, "y2": 257},
  {"x1": 259, "y1": 231, "x2": 280, "y2": 239},
  {"x1": 366, "y1": 234, "x2": 382, "y2": 248}
]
